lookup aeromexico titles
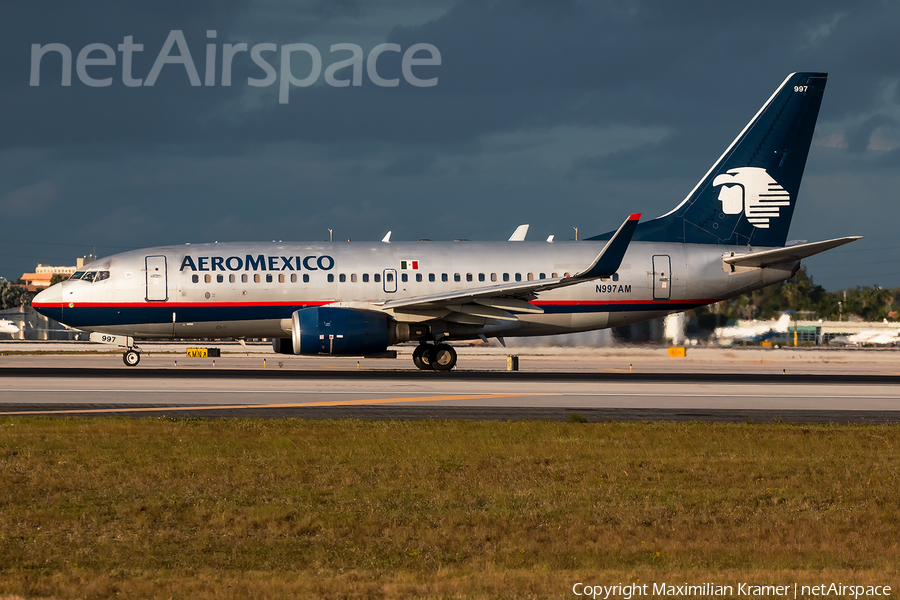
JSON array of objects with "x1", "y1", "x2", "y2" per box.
[{"x1": 33, "y1": 72, "x2": 861, "y2": 370}]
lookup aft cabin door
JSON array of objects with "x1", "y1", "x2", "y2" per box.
[
  {"x1": 383, "y1": 269, "x2": 397, "y2": 293},
  {"x1": 652, "y1": 255, "x2": 671, "y2": 301},
  {"x1": 145, "y1": 255, "x2": 168, "y2": 301}
]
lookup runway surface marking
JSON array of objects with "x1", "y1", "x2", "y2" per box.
[
  {"x1": 2, "y1": 389, "x2": 899, "y2": 399},
  {"x1": 0, "y1": 393, "x2": 534, "y2": 416}
]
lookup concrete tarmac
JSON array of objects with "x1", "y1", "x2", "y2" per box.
[{"x1": 1, "y1": 344, "x2": 899, "y2": 422}]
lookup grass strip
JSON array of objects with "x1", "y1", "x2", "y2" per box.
[{"x1": 1, "y1": 418, "x2": 897, "y2": 599}]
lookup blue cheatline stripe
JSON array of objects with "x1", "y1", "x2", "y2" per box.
[{"x1": 35, "y1": 300, "x2": 712, "y2": 328}]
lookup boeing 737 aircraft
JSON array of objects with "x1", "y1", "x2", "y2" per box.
[{"x1": 33, "y1": 72, "x2": 861, "y2": 370}]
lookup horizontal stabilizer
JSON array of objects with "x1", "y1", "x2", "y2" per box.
[{"x1": 723, "y1": 236, "x2": 861, "y2": 268}]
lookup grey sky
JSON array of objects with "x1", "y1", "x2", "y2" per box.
[{"x1": 1, "y1": 0, "x2": 899, "y2": 290}]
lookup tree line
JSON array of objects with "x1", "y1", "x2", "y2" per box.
[
  {"x1": 2, "y1": 268, "x2": 897, "y2": 323},
  {"x1": 690, "y1": 267, "x2": 898, "y2": 329}
]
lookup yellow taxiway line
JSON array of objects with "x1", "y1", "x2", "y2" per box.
[{"x1": 0, "y1": 393, "x2": 536, "y2": 416}]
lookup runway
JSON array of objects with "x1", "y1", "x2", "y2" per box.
[{"x1": 2, "y1": 346, "x2": 900, "y2": 423}]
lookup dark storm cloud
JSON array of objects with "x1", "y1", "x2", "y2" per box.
[{"x1": 1, "y1": 0, "x2": 900, "y2": 289}]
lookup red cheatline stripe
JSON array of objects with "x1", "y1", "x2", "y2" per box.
[
  {"x1": 34, "y1": 298, "x2": 720, "y2": 309},
  {"x1": 33, "y1": 301, "x2": 335, "y2": 308},
  {"x1": 533, "y1": 299, "x2": 719, "y2": 306}
]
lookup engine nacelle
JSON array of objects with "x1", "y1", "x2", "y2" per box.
[{"x1": 291, "y1": 307, "x2": 395, "y2": 356}]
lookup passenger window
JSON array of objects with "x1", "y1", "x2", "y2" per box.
[
  {"x1": 527, "y1": 273, "x2": 534, "y2": 281},
  {"x1": 242, "y1": 274, "x2": 248, "y2": 283},
  {"x1": 266, "y1": 274, "x2": 273, "y2": 283},
  {"x1": 401, "y1": 273, "x2": 408, "y2": 283},
  {"x1": 228, "y1": 274, "x2": 234, "y2": 283},
  {"x1": 278, "y1": 273, "x2": 285, "y2": 283},
  {"x1": 205, "y1": 274, "x2": 212, "y2": 284},
  {"x1": 441, "y1": 273, "x2": 448, "y2": 282},
  {"x1": 600, "y1": 277, "x2": 608, "y2": 282},
  {"x1": 386, "y1": 272, "x2": 394, "y2": 282},
  {"x1": 254, "y1": 274, "x2": 261, "y2": 283},
  {"x1": 416, "y1": 273, "x2": 422, "y2": 282},
  {"x1": 374, "y1": 273, "x2": 381, "y2": 283},
  {"x1": 192, "y1": 274, "x2": 199, "y2": 284},
  {"x1": 612, "y1": 273, "x2": 619, "y2": 281},
  {"x1": 328, "y1": 274, "x2": 334, "y2": 283},
  {"x1": 479, "y1": 273, "x2": 485, "y2": 282},
  {"x1": 303, "y1": 274, "x2": 309, "y2": 283},
  {"x1": 363, "y1": 273, "x2": 369, "y2": 283},
  {"x1": 491, "y1": 273, "x2": 497, "y2": 282},
  {"x1": 351, "y1": 274, "x2": 358, "y2": 283},
  {"x1": 217, "y1": 274, "x2": 224, "y2": 283},
  {"x1": 552, "y1": 272, "x2": 559, "y2": 278},
  {"x1": 466, "y1": 273, "x2": 473, "y2": 282},
  {"x1": 454, "y1": 273, "x2": 461, "y2": 282},
  {"x1": 539, "y1": 273, "x2": 546, "y2": 279},
  {"x1": 290, "y1": 273, "x2": 297, "y2": 283},
  {"x1": 564, "y1": 272, "x2": 570, "y2": 278},
  {"x1": 339, "y1": 274, "x2": 346, "y2": 283},
  {"x1": 503, "y1": 273, "x2": 510, "y2": 282},
  {"x1": 515, "y1": 273, "x2": 522, "y2": 282},
  {"x1": 429, "y1": 273, "x2": 435, "y2": 282}
]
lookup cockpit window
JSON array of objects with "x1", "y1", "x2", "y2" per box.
[
  {"x1": 70, "y1": 271, "x2": 85, "y2": 280},
  {"x1": 94, "y1": 271, "x2": 110, "y2": 282},
  {"x1": 81, "y1": 272, "x2": 96, "y2": 282}
]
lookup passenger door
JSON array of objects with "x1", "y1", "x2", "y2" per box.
[
  {"x1": 145, "y1": 255, "x2": 168, "y2": 301},
  {"x1": 383, "y1": 269, "x2": 397, "y2": 293},
  {"x1": 652, "y1": 255, "x2": 671, "y2": 300}
]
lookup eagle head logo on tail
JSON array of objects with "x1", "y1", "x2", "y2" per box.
[{"x1": 712, "y1": 167, "x2": 791, "y2": 229}]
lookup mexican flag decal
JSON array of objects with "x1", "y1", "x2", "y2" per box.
[{"x1": 400, "y1": 260, "x2": 419, "y2": 270}]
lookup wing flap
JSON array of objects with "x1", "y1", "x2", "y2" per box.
[{"x1": 723, "y1": 236, "x2": 861, "y2": 268}]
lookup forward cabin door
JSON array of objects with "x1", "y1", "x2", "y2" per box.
[
  {"x1": 145, "y1": 255, "x2": 168, "y2": 301},
  {"x1": 652, "y1": 255, "x2": 671, "y2": 301}
]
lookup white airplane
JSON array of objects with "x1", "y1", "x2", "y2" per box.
[
  {"x1": 714, "y1": 313, "x2": 791, "y2": 345},
  {"x1": 830, "y1": 329, "x2": 900, "y2": 346},
  {"x1": 33, "y1": 73, "x2": 861, "y2": 369},
  {"x1": 0, "y1": 319, "x2": 20, "y2": 334}
]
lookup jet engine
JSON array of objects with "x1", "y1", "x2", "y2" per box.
[{"x1": 271, "y1": 307, "x2": 427, "y2": 356}]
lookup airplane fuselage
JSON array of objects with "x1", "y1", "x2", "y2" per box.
[{"x1": 33, "y1": 240, "x2": 798, "y2": 341}]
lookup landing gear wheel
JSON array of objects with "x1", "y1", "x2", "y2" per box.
[
  {"x1": 123, "y1": 350, "x2": 141, "y2": 367},
  {"x1": 412, "y1": 344, "x2": 434, "y2": 370},
  {"x1": 430, "y1": 344, "x2": 457, "y2": 371}
]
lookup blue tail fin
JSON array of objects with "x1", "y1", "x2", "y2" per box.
[{"x1": 589, "y1": 72, "x2": 827, "y2": 247}]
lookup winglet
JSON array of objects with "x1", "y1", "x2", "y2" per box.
[{"x1": 574, "y1": 213, "x2": 640, "y2": 279}]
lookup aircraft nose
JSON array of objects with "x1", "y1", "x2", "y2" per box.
[{"x1": 32, "y1": 282, "x2": 64, "y2": 318}]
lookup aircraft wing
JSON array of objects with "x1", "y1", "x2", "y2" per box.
[
  {"x1": 380, "y1": 213, "x2": 640, "y2": 319},
  {"x1": 723, "y1": 236, "x2": 861, "y2": 268}
]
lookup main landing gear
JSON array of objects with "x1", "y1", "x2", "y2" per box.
[{"x1": 412, "y1": 342, "x2": 457, "y2": 371}]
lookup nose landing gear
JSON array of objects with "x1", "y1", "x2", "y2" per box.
[
  {"x1": 412, "y1": 342, "x2": 457, "y2": 371},
  {"x1": 122, "y1": 347, "x2": 142, "y2": 366}
]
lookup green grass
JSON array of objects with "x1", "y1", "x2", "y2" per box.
[{"x1": 1, "y1": 418, "x2": 898, "y2": 599}]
